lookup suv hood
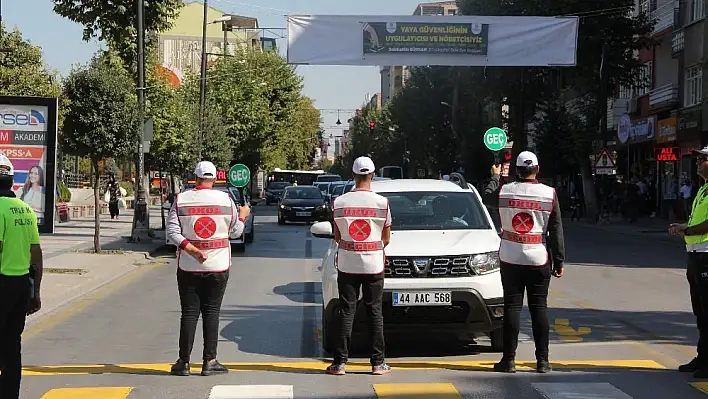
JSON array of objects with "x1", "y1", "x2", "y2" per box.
[{"x1": 386, "y1": 229, "x2": 500, "y2": 256}]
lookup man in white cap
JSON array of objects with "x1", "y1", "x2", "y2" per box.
[
  {"x1": 483, "y1": 151, "x2": 565, "y2": 374},
  {"x1": 166, "y1": 161, "x2": 250, "y2": 377},
  {"x1": 326, "y1": 156, "x2": 393, "y2": 376},
  {"x1": 670, "y1": 146, "x2": 708, "y2": 378},
  {"x1": 0, "y1": 154, "x2": 43, "y2": 398}
]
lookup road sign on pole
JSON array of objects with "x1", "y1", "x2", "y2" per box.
[
  {"x1": 483, "y1": 127, "x2": 508, "y2": 151},
  {"x1": 594, "y1": 148, "x2": 616, "y2": 175},
  {"x1": 228, "y1": 164, "x2": 251, "y2": 187}
]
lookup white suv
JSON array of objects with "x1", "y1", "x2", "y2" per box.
[{"x1": 310, "y1": 177, "x2": 504, "y2": 353}]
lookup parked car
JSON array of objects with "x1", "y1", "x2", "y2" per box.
[
  {"x1": 278, "y1": 185, "x2": 329, "y2": 225},
  {"x1": 310, "y1": 176, "x2": 504, "y2": 353},
  {"x1": 221, "y1": 186, "x2": 255, "y2": 251}
]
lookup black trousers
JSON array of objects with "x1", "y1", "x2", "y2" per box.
[
  {"x1": 109, "y1": 201, "x2": 119, "y2": 218},
  {"x1": 334, "y1": 271, "x2": 385, "y2": 365},
  {"x1": 687, "y1": 252, "x2": 708, "y2": 365},
  {"x1": 0, "y1": 274, "x2": 30, "y2": 399},
  {"x1": 177, "y1": 268, "x2": 229, "y2": 361},
  {"x1": 500, "y1": 261, "x2": 551, "y2": 361}
]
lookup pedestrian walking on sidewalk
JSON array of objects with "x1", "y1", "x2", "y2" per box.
[
  {"x1": 670, "y1": 146, "x2": 708, "y2": 378},
  {"x1": 0, "y1": 155, "x2": 43, "y2": 398},
  {"x1": 166, "y1": 161, "x2": 250, "y2": 377},
  {"x1": 483, "y1": 151, "x2": 565, "y2": 374},
  {"x1": 325, "y1": 156, "x2": 393, "y2": 376},
  {"x1": 105, "y1": 174, "x2": 121, "y2": 219}
]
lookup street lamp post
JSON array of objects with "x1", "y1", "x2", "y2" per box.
[{"x1": 131, "y1": 0, "x2": 151, "y2": 242}]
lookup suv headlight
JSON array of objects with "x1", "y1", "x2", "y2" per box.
[{"x1": 469, "y1": 252, "x2": 500, "y2": 275}]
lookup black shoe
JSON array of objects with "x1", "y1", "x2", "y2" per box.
[
  {"x1": 680, "y1": 357, "x2": 701, "y2": 372},
  {"x1": 170, "y1": 358, "x2": 190, "y2": 376},
  {"x1": 537, "y1": 360, "x2": 552, "y2": 373},
  {"x1": 493, "y1": 359, "x2": 516, "y2": 373},
  {"x1": 201, "y1": 359, "x2": 229, "y2": 376}
]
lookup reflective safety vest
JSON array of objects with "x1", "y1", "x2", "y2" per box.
[
  {"x1": 332, "y1": 190, "x2": 389, "y2": 274},
  {"x1": 175, "y1": 188, "x2": 235, "y2": 272},
  {"x1": 686, "y1": 183, "x2": 708, "y2": 252},
  {"x1": 498, "y1": 181, "x2": 556, "y2": 266}
]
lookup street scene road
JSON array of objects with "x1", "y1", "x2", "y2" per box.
[{"x1": 20, "y1": 206, "x2": 708, "y2": 398}]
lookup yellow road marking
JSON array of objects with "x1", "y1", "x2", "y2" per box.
[
  {"x1": 374, "y1": 383, "x2": 460, "y2": 398},
  {"x1": 691, "y1": 382, "x2": 708, "y2": 394},
  {"x1": 40, "y1": 387, "x2": 132, "y2": 399},
  {"x1": 22, "y1": 359, "x2": 664, "y2": 376},
  {"x1": 551, "y1": 318, "x2": 592, "y2": 343}
]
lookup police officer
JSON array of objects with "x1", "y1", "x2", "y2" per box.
[
  {"x1": 670, "y1": 146, "x2": 708, "y2": 378},
  {"x1": 326, "y1": 156, "x2": 393, "y2": 376},
  {"x1": 0, "y1": 155, "x2": 43, "y2": 398},
  {"x1": 167, "y1": 161, "x2": 250, "y2": 376},
  {"x1": 484, "y1": 151, "x2": 565, "y2": 374}
]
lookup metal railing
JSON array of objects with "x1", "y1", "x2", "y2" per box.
[
  {"x1": 649, "y1": 83, "x2": 679, "y2": 106},
  {"x1": 652, "y1": 1, "x2": 679, "y2": 34}
]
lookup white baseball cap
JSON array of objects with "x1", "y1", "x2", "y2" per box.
[
  {"x1": 194, "y1": 161, "x2": 217, "y2": 178},
  {"x1": 516, "y1": 151, "x2": 539, "y2": 167},
  {"x1": 0, "y1": 154, "x2": 14, "y2": 176},
  {"x1": 693, "y1": 146, "x2": 708, "y2": 156},
  {"x1": 352, "y1": 156, "x2": 376, "y2": 175}
]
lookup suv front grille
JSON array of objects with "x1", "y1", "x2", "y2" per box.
[{"x1": 384, "y1": 256, "x2": 472, "y2": 277}]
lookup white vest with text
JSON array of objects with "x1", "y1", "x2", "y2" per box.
[
  {"x1": 175, "y1": 188, "x2": 234, "y2": 272},
  {"x1": 332, "y1": 190, "x2": 389, "y2": 274},
  {"x1": 498, "y1": 181, "x2": 556, "y2": 266}
]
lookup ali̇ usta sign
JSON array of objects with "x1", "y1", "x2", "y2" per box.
[{"x1": 654, "y1": 146, "x2": 679, "y2": 162}]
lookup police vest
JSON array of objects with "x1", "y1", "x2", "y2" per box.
[
  {"x1": 498, "y1": 181, "x2": 556, "y2": 266},
  {"x1": 175, "y1": 188, "x2": 234, "y2": 272},
  {"x1": 686, "y1": 183, "x2": 708, "y2": 252},
  {"x1": 332, "y1": 190, "x2": 389, "y2": 274}
]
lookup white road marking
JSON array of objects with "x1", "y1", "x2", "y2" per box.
[
  {"x1": 532, "y1": 383, "x2": 634, "y2": 399},
  {"x1": 209, "y1": 385, "x2": 294, "y2": 399}
]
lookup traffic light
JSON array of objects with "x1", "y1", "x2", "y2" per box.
[
  {"x1": 503, "y1": 149, "x2": 513, "y2": 162},
  {"x1": 369, "y1": 121, "x2": 375, "y2": 132}
]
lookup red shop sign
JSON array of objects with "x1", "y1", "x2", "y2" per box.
[{"x1": 654, "y1": 147, "x2": 679, "y2": 162}]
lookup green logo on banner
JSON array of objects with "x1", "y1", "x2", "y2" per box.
[
  {"x1": 483, "y1": 127, "x2": 508, "y2": 151},
  {"x1": 228, "y1": 164, "x2": 251, "y2": 188}
]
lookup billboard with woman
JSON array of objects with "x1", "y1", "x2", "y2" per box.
[{"x1": 0, "y1": 96, "x2": 59, "y2": 233}]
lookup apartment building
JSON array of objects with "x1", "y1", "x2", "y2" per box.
[
  {"x1": 605, "y1": 0, "x2": 705, "y2": 215},
  {"x1": 380, "y1": 1, "x2": 457, "y2": 105},
  {"x1": 156, "y1": 2, "x2": 261, "y2": 85}
]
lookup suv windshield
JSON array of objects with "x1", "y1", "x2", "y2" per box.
[
  {"x1": 379, "y1": 191, "x2": 490, "y2": 230},
  {"x1": 284, "y1": 187, "x2": 323, "y2": 199},
  {"x1": 268, "y1": 182, "x2": 290, "y2": 190}
]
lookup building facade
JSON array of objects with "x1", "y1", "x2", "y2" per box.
[{"x1": 156, "y1": 2, "x2": 261, "y2": 84}]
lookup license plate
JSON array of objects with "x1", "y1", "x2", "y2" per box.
[
  {"x1": 392, "y1": 291, "x2": 451, "y2": 306},
  {"x1": 296, "y1": 211, "x2": 311, "y2": 216}
]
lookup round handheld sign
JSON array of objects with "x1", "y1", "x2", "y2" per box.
[
  {"x1": 228, "y1": 164, "x2": 251, "y2": 188},
  {"x1": 483, "y1": 127, "x2": 508, "y2": 152}
]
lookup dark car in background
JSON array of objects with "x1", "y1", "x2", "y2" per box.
[
  {"x1": 278, "y1": 185, "x2": 329, "y2": 225},
  {"x1": 265, "y1": 181, "x2": 291, "y2": 205}
]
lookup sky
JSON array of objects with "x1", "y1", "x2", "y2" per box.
[{"x1": 3, "y1": 0, "x2": 426, "y2": 156}]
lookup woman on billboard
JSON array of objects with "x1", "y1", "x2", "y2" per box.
[{"x1": 17, "y1": 164, "x2": 45, "y2": 223}]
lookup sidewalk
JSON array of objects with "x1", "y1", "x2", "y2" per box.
[
  {"x1": 27, "y1": 206, "x2": 171, "y2": 329},
  {"x1": 565, "y1": 215, "x2": 684, "y2": 246}
]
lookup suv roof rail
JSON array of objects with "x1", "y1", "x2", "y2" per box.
[{"x1": 448, "y1": 172, "x2": 468, "y2": 190}]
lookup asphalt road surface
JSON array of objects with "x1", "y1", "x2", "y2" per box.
[{"x1": 20, "y1": 206, "x2": 708, "y2": 398}]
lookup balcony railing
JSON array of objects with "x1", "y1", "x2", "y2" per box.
[
  {"x1": 672, "y1": 29, "x2": 684, "y2": 55},
  {"x1": 652, "y1": 2, "x2": 679, "y2": 34},
  {"x1": 649, "y1": 83, "x2": 679, "y2": 107}
]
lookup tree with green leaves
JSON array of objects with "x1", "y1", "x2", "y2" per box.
[
  {"x1": 283, "y1": 97, "x2": 321, "y2": 169},
  {"x1": 61, "y1": 52, "x2": 140, "y2": 252},
  {"x1": 0, "y1": 24, "x2": 62, "y2": 97},
  {"x1": 52, "y1": 0, "x2": 183, "y2": 67}
]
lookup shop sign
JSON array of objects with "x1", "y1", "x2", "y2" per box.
[
  {"x1": 654, "y1": 146, "x2": 679, "y2": 161},
  {"x1": 656, "y1": 117, "x2": 677, "y2": 143},
  {"x1": 678, "y1": 107, "x2": 701, "y2": 134},
  {"x1": 617, "y1": 114, "x2": 656, "y2": 144}
]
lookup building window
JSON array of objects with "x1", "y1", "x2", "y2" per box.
[
  {"x1": 618, "y1": 85, "x2": 632, "y2": 99},
  {"x1": 690, "y1": 0, "x2": 705, "y2": 22},
  {"x1": 635, "y1": 61, "x2": 653, "y2": 96},
  {"x1": 448, "y1": 9, "x2": 457, "y2": 15},
  {"x1": 639, "y1": 0, "x2": 650, "y2": 14},
  {"x1": 684, "y1": 65, "x2": 703, "y2": 106}
]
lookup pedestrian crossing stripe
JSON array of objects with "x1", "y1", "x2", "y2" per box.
[
  {"x1": 22, "y1": 359, "x2": 665, "y2": 376},
  {"x1": 35, "y1": 382, "x2": 708, "y2": 398}
]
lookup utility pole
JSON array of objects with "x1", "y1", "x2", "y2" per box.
[
  {"x1": 198, "y1": 0, "x2": 209, "y2": 160},
  {"x1": 131, "y1": 0, "x2": 151, "y2": 242},
  {"x1": 600, "y1": 42, "x2": 609, "y2": 147}
]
